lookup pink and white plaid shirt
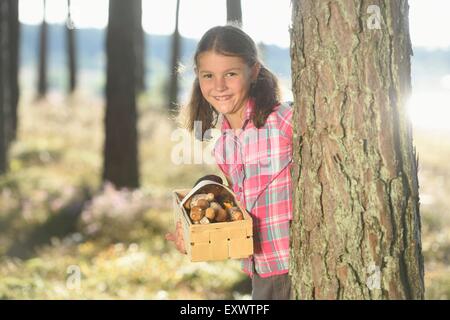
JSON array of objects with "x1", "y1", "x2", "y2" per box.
[{"x1": 213, "y1": 98, "x2": 293, "y2": 278}]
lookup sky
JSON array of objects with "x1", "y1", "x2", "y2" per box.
[
  {"x1": 18, "y1": 0, "x2": 450, "y2": 49},
  {"x1": 18, "y1": 0, "x2": 293, "y2": 48}
]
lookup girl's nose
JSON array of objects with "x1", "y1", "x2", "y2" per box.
[{"x1": 214, "y1": 77, "x2": 227, "y2": 91}]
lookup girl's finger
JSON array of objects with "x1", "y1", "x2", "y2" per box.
[{"x1": 165, "y1": 232, "x2": 175, "y2": 241}]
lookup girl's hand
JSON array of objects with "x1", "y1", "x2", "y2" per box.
[{"x1": 165, "y1": 220, "x2": 186, "y2": 254}]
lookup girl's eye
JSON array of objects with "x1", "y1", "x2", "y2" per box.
[
  {"x1": 202, "y1": 74, "x2": 212, "y2": 79},
  {"x1": 226, "y1": 72, "x2": 237, "y2": 77}
]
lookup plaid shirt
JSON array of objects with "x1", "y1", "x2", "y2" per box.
[{"x1": 213, "y1": 98, "x2": 293, "y2": 278}]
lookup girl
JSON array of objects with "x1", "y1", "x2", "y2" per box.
[{"x1": 166, "y1": 25, "x2": 293, "y2": 300}]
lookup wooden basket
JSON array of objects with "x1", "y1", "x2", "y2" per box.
[{"x1": 172, "y1": 181, "x2": 253, "y2": 262}]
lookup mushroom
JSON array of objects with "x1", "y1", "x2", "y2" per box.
[
  {"x1": 229, "y1": 207, "x2": 244, "y2": 221},
  {"x1": 190, "y1": 206, "x2": 205, "y2": 223},
  {"x1": 195, "y1": 199, "x2": 210, "y2": 210},
  {"x1": 205, "y1": 207, "x2": 216, "y2": 221},
  {"x1": 222, "y1": 200, "x2": 234, "y2": 210},
  {"x1": 190, "y1": 193, "x2": 215, "y2": 208},
  {"x1": 211, "y1": 202, "x2": 228, "y2": 222}
]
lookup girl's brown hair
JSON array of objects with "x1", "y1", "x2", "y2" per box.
[{"x1": 182, "y1": 25, "x2": 281, "y2": 140}]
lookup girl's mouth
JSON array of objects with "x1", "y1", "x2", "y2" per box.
[{"x1": 214, "y1": 95, "x2": 232, "y2": 101}]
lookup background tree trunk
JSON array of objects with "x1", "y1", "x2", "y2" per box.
[
  {"x1": 226, "y1": 0, "x2": 242, "y2": 27},
  {"x1": 103, "y1": 0, "x2": 140, "y2": 189},
  {"x1": 8, "y1": 0, "x2": 19, "y2": 141},
  {"x1": 134, "y1": 0, "x2": 146, "y2": 92},
  {"x1": 0, "y1": 0, "x2": 11, "y2": 174},
  {"x1": 168, "y1": 0, "x2": 180, "y2": 113},
  {"x1": 290, "y1": 0, "x2": 424, "y2": 299},
  {"x1": 37, "y1": 0, "x2": 48, "y2": 98},
  {"x1": 66, "y1": 0, "x2": 77, "y2": 93}
]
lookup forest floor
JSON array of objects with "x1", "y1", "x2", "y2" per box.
[
  {"x1": 0, "y1": 93, "x2": 449, "y2": 299},
  {"x1": 0, "y1": 93, "x2": 250, "y2": 299}
]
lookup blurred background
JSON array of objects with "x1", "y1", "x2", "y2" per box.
[{"x1": 0, "y1": 0, "x2": 449, "y2": 299}]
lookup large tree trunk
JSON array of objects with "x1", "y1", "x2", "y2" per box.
[
  {"x1": 226, "y1": 0, "x2": 242, "y2": 26},
  {"x1": 66, "y1": 0, "x2": 77, "y2": 93},
  {"x1": 37, "y1": 0, "x2": 48, "y2": 98},
  {"x1": 103, "y1": 0, "x2": 140, "y2": 189},
  {"x1": 8, "y1": 0, "x2": 19, "y2": 141},
  {"x1": 0, "y1": 0, "x2": 11, "y2": 173},
  {"x1": 168, "y1": 0, "x2": 180, "y2": 113},
  {"x1": 290, "y1": 0, "x2": 424, "y2": 299}
]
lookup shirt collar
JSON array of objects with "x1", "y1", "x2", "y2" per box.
[{"x1": 220, "y1": 98, "x2": 255, "y2": 131}]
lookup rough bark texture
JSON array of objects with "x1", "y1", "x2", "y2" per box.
[
  {"x1": 168, "y1": 0, "x2": 180, "y2": 113},
  {"x1": 103, "y1": 0, "x2": 140, "y2": 189},
  {"x1": 37, "y1": 0, "x2": 48, "y2": 98},
  {"x1": 290, "y1": 0, "x2": 424, "y2": 299},
  {"x1": 227, "y1": 0, "x2": 242, "y2": 26}
]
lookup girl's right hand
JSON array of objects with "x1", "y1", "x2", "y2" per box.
[{"x1": 165, "y1": 220, "x2": 186, "y2": 254}]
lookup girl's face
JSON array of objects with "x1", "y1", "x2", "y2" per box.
[{"x1": 196, "y1": 51, "x2": 259, "y2": 118}]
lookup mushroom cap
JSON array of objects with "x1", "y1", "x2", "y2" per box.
[
  {"x1": 195, "y1": 199, "x2": 210, "y2": 209},
  {"x1": 205, "y1": 207, "x2": 216, "y2": 220},
  {"x1": 190, "y1": 206, "x2": 205, "y2": 222},
  {"x1": 230, "y1": 210, "x2": 244, "y2": 221},
  {"x1": 214, "y1": 208, "x2": 228, "y2": 222}
]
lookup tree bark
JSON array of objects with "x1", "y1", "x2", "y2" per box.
[
  {"x1": 134, "y1": 0, "x2": 146, "y2": 92},
  {"x1": 66, "y1": 0, "x2": 77, "y2": 93},
  {"x1": 168, "y1": 0, "x2": 180, "y2": 113},
  {"x1": 226, "y1": 0, "x2": 242, "y2": 27},
  {"x1": 103, "y1": 0, "x2": 140, "y2": 189},
  {"x1": 37, "y1": 0, "x2": 48, "y2": 98},
  {"x1": 290, "y1": 0, "x2": 424, "y2": 299},
  {"x1": 8, "y1": 0, "x2": 19, "y2": 141},
  {"x1": 0, "y1": 0, "x2": 10, "y2": 173}
]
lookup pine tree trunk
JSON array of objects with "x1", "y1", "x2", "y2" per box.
[
  {"x1": 134, "y1": 0, "x2": 145, "y2": 92},
  {"x1": 168, "y1": 0, "x2": 180, "y2": 113},
  {"x1": 37, "y1": 0, "x2": 48, "y2": 98},
  {"x1": 8, "y1": 0, "x2": 19, "y2": 141},
  {"x1": 0, "y1": 0, "x2": 11, "y2": 173},
  {"x1": 66, "y1": 0, "x2": 77, "y2": 93},
  {"x1": 226, "y1": 0, "x2": 242, "y2": 26},
  {"x1": 290, "y1": 0, "x2": 424, "y2": 299},
  {"x1": 103, "y1": 0, "x2": 140, "y2": 189}
]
